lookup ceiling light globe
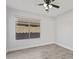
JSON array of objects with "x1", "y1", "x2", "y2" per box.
[
  {"x1": 49, "y1": 5, "x2": 52, "y2": 8},
  {"x1": 45, "y1": 7, "x2": 48, "y2": 9},
  {"x1": 44, "y1": 3, "x2": 47, "y2": 7}
]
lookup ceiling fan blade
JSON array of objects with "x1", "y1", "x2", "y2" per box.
[
  {"x1": 51, "y1": 4, "x2": 60, "y2": 8},
  {"x1": 38, "y1": 3, "x2": 44, "y2": 6}
]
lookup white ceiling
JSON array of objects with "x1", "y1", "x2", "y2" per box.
[{"x1": 7, "y1": 0, "x2": 73, "y2": 17}]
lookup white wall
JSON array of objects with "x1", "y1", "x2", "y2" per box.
[
  {"x1": 55, "y1": 10, "x2": 73, "y2": 50},
  {"x1": 6, "y1": 7, "x2": 56, "y2": 52},
  {"x1": 7, "y1": 7, "x2": 73, "y2": 52}
]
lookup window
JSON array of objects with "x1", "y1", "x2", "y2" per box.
[{"x1": 16, "y1": 20, "x2": 40, "y2": 40}]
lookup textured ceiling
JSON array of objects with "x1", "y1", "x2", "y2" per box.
[{"x1": 7, "y1": 0, "x2": 73, "y2": 17}]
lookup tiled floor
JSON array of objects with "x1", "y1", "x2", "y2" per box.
[{"x1": 6, "y1": 44, "x2": 73, "y2": 59}]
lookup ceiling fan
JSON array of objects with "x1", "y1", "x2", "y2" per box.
[{"x1": 38, "y1": 0, "x2": 60, "y2": 11}]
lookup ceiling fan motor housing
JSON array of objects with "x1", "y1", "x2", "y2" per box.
[
  {"x1": 44, "y1": 0, "x2": 51, "y2": 4},
  {"x1": 44, "y1": 0, "x2": 55, "y2": 5}
]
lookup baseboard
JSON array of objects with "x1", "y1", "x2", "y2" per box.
[
  {"x1": 55, "y1": 42, "x2": 73, "y2": 51},
  {"x1": 7, "y1": 42, "x2": 54, "y2": 53},
  {"x1": 7, "y1": 42, "x2": 73, "y2": 53}
]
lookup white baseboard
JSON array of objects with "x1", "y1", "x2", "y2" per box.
[
  {"x1": 55, "y1": 42, "x2": 73, "y2": 51},
  {"x1": 7, "y1": 42, "x2": 54, "y2": 53},
  {"x1": 7, "y1": 42, "x2": 73, "y2": 53}
]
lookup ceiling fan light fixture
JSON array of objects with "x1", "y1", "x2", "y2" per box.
[{"x1": 38, "y1": 0, "x2": 60, "y2": 12}]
